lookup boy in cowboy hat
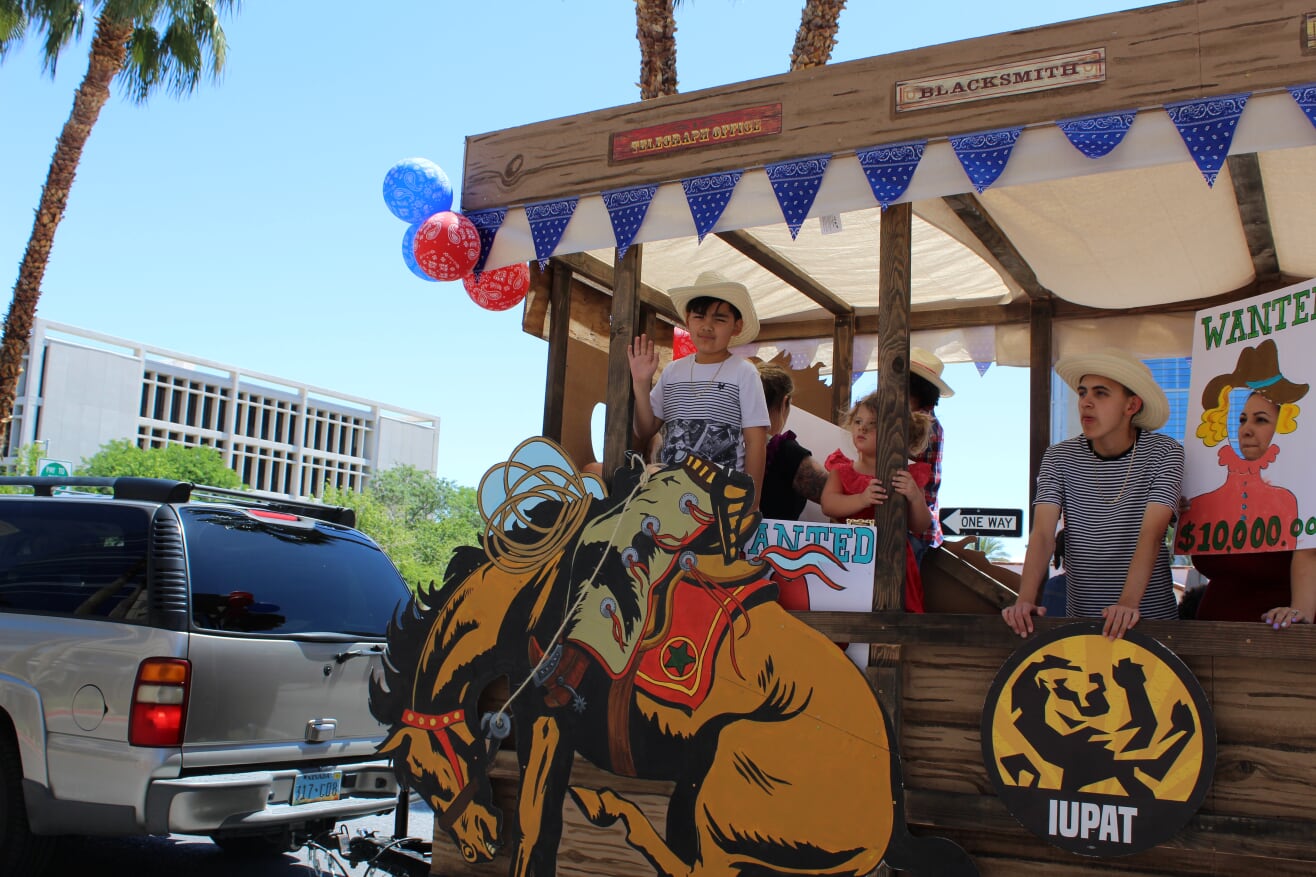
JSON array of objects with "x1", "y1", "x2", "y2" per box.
[
  {"x1": 1002, "y1": 348, "x2": 1184, "y2": 640},
  {"x1": 629, "y1": 271, "x2": 771, "y2": 510},
  {"x1": 909, "y1": 348, "x2": 953, "y2": 562}
]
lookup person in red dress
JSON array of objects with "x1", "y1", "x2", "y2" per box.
[
  {"x1": 820, "y1": 393, "x2": 932, "y2": 612},
  {"x1": 1182, "y1": 339, "x2": 1316, "y2": 623}
]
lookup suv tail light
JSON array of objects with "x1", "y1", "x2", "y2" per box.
[{"x1": 129, "y1": 658, "x2": 191, "y2": 747}]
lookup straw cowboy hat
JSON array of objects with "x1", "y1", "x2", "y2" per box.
[
  {"x1": 1055, "y1": 347, "x2": 1169, "y2": 431},
  {"x1": 1201, "y1": 339, "x2": 1309, "y2": 408},
  {"x1": 667, "y1": 271, "x2": 760, "y2": 347},
  {"x1": 910, "y1": 348, "x2": 954, "y2": 398}
]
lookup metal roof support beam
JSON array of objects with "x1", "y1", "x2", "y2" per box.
[
  {"x1": 1227, "y1": 152, "x2": 1281, "y2": 282},
  {"x1": 715, "y1": 229, "x2": 854, "y2": 316}
]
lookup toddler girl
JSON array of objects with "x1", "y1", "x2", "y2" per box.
[{"x1": 821, "y1": 394, "x2": 933, "y2": 612}]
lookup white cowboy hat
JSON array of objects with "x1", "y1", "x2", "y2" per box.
[
  {"x1": 667, "y1": 271, "x2": 760, "y2": 347},
  {"x1": 910, "y1": 348, "x2": 954, "y2": 398},
  {"x1": 1055, "y1": 347, "x2": 1169, "y2": 431}
]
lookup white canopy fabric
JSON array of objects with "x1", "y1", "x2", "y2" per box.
[{"x1": 485, "y1": 90, "x2": 1316, "y2": 368}]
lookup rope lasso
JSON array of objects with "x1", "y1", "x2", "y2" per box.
[{"x1": 491, "y1": 463, "x2": 655, "y2": 725}]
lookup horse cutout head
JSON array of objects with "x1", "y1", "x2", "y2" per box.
[{"x1": 370, "y1": 573, "x2": 505, "y2": 863}]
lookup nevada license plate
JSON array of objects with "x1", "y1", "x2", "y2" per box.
[{"x1": 291, "y1": 770, "x2": 342, "y2": 805}]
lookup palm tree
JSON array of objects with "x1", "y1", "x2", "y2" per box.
[
  {"x1": 0, "y1": 0, "x2": 236, "y2": 451},
  {"x1": 790, "y1": 0, "x2": 846, "y2": 71},
  {"x1": 973, "y1": 536, "x2": 1014, "y2": 563},
  {"x1": 635, "y1": 0, "x2": 678, "y2": 98}
]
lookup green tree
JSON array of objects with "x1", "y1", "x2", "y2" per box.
[
  {"x1": 972, "y1": 536, "x2": 1013, "y2": 563},
  {"x1": 324, "y1": 467, "x2": 484, "y2": 591},
  {"x1": 0, "y1": 0, "x2": 237, "y2": 444},
  {"x1": 79, "y1": 438, "x2": 243, "y2": 487}
]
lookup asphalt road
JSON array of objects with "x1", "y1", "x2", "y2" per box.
[{"x1": 39, "y1": 799, "x2": 436, "y2": 877}]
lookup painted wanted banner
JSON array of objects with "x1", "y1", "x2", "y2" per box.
[{"x1": 1178, "y1": 277, "x2": 1316, "y2": 554}]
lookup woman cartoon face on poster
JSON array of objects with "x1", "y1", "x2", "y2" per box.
[{"x1": 1177, "y1": 339, "x2": 1309, "y2": 554}]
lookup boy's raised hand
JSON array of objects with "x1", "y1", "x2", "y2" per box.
[{"x1": 628, "y1": 334, "x2": 659, "y2": 387}]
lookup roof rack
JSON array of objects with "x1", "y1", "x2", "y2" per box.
[
  {"x1": 188, "y1": 484, "x2": 356, "y2": 528},
  {"x1": 0, "y1": 476, "x2": 356, "y2": 527}
]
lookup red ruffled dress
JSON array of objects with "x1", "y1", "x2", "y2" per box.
[{"x1": 824, "y1": 450, "x2": 929, "y2": 613}]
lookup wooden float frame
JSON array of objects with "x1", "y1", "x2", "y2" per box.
[{"x1": 441, "y1": 2, "x2": 1316, "y2": 873}]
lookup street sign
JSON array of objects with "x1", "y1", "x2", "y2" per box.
[
  {"x1": 940, "y1": 507, "x2": 1023, "y2": 537},
  {"x1": 38, "y1": 458, "x2": 72, "y2": 478}
]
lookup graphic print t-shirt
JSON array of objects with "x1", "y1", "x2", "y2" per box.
[{"x1": 650, "y1": 355, "x2": 769, "y2": 472}]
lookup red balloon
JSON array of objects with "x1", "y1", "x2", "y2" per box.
[
  {"x1": 673, "y1": 326, "x2": 696, "y2": 358},
  {"x1": 463, "y1": 263, "x2": 530, "y2": 311},
  {"x1": 412, "y1": 211, "x2": 481, "y2": 281}
]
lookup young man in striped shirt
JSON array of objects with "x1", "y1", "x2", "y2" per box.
[{"x1": 1003, "y1": 349, "x2": 1184, "y2": 640}]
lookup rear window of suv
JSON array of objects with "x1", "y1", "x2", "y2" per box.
[
  {"x1": 181, "y1": 506, "x2": 409, "y2": 638},
  {"x1": 0, "y1": 501, "x2": 151, "y2": 620}
]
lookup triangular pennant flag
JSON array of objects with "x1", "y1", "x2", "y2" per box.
[
  {"x1": 681, "y1": 170, "x2": 744, "y2": 242},
  {"x1": 949, "y1": 127, "x2": 1022, "y2": 194},
  {"x1": 465, "y1": 208, "x2": 507, "y2": 277},
  {"x1": 1056, "y1": 111, "x2": 1136, "y2": 159},
  {"x1": 524, "y1": 197, "x2": 578, "y2": 269},
  {"x1": 601, "y1": 184, "x2": 658, "y2": 260},
  {"x1": 765, "y1": 154, "x2": 831, "y2": 239},
  {"x1": 1164, "y1": 93, "x2": 1250, "y2": 187},
  {"x1": 974, "y1": 361, "x2": 992, "y2": 377},
  {"x1": 1288, "y1": 83, "x2": 1316, "y2": 130},
  {"x1": 856, "y1": 140, "x2": 926, "y2": 209}
]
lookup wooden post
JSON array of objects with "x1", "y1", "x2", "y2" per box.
[
  {"x1": 832, "y1": 314, "x2": 855, "y2": 424},
  {"x1": 1028, "y1": 298, "x2": 1053, "y2": 504},
  {"x1": 541, "y1": 260, "x2": 572, "y2": 441},
  {"x1": 604, "y1": 245, "x2": 642, "y2": 475},
  {"x1": 874, "y1": 204, "x2": 912, "y2": 611}
]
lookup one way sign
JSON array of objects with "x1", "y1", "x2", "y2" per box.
[{"x1": 939, "y1": 507, "x2": 1023, "y2": 537}]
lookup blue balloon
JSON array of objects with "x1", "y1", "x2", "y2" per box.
[
  {"x1": 382, "y1": 158, "x2": 453, "y2": 223},
  {"x1": 402, "y1": 222, "x2": 437, "y2": 282}
]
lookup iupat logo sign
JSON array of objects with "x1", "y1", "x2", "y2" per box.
[{"x1": 981, "y1": 622, "x2": 1215, "y2": 857}]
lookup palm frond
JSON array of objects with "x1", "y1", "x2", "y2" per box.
[{"x1": 117, "y1": 0, "x2": 233, "y2": 103}]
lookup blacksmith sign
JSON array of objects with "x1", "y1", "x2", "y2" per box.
[
  {"x1": 939, "y1": 507, "x2": 1023, "y2": 537},
  {"x1": 981, "y1": 622, "x2": 1215, "y2": 857}
]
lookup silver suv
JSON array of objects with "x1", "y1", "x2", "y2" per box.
[{"x1": 0, "y1": 476, "x2": 408, "y2": 873}]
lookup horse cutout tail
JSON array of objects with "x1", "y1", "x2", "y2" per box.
[{"x1": 880, "y1": 737, "x2": 979, "y2": 877}]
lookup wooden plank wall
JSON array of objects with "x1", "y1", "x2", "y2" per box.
[
  {"x1": 464, "y1": 0, "x2": 1316, "y2": 211},
  {"x1": 430, "y1": 621, "x2": 1316, "y2": 875}
]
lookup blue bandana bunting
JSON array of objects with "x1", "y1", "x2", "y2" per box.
[
  {"x1": 1056, "y1": 111, "x2": 1136, "y2": 159},
  {"x1": 681, "y1": 170, "x2": 744, "y2": 242},
  {"x1": 1288, "y1": 83, "x2": 1316, "y2": 131},
  {"x1": 525, "y1": 198, "x2": 578, "y2": 269},
  {"x1": 856, "y1": 140, "x2": 926, "y2": 209},
  {"x1": 1164, "y1": 93, "x2": 1250, "y2": 187},
  {"x1": 950, "y1": 127, "x2": 1022, "y2": 194},
  {"x1": 601, "y1": 184, "x2": 658, "y2": 260},
  {"x1": 765, "y1": 154, "x2": 831, "y2": 239},
  {"x1": 465, "y1": 208, "x2": 507, "y2": 277}
]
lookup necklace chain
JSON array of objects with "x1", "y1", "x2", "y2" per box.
[
  {"x1": 1101, "y1": 434, "x2": 1138, "y2": 505},
  {"x1": 690, "y1": 356, "x2": 729, "y2": 394}
]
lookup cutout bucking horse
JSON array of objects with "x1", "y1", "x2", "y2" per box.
[{"x1": 370, "y1": 437, "x2": 976, "y2": 876}]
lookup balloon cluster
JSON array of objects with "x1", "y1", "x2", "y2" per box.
[{"x1": 382, "y1": 157, "x2": 529, "y2": 311}]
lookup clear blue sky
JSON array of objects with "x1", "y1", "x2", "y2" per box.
[{"x1": 1, "y1": 0, "x2": 1159, "y2": 559}]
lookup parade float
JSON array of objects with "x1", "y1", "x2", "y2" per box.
[{"x1": 379, "y1": 2, "x2": 1316, "y2": 874}]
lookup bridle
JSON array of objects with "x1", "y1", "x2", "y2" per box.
[{"x1": 400, "y1": 706, "x2": 490, "y2": 832}]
